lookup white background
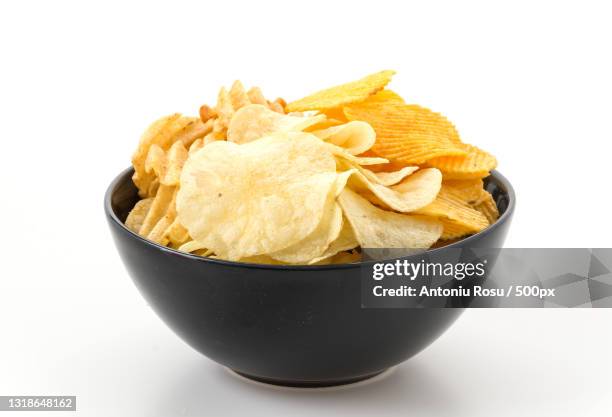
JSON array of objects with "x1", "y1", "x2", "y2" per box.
[{"x1": 1, "y1": 1, "x2": 611, "y2": 416}]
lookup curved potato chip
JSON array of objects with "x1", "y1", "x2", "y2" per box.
[
  {"x1": 349, "y1": 168, "x2": 442, "y2": 213},
  {"x1": 309, "y1": 218, "x2": 359, "y2": 264},
  {"x1": 178, "y1": 240, "x2": 207, "y2": 253},
  {"x1": 269, "y1": 171, "x2": 352, "y2": 263},
  {"x1": 132, "y1": 115, "x2": 208, "y2": 197},
  {"x1": 338, "y1": 188, "x2": 442, "y2": 249},
  {"x1": 286, "y1": 70, "x2": 395, "y2": 112},
  {"x1": 177, "y1": 132, "x2": 338, "y2": 260},
  {"x1": 144, "y1": 144, "x2": 166, "y2": 178},
  {"x1": 414, "y1": 186, "x2": 489, "y2": 234},
  {"x1": 325, "y1": 143, "x2": 388, "y2": 165},
  {"x1": 427, "y1": 144, "x2": 497, "y2": 179},
  {"x1": 162, "y1": 141, "x2": 188, "y2": 186},
  {"x1": 270, "y1": 201, "x2": 343, "y2": 264},
  {"x1": 337, "y1": 158, "x2": 418, "y2": 186},
  {"x1": 227, "y1": 104, "x2": 325, "y2": 144},
  {"x1": 125, "y1": 198, "x2": 154, "y2": 233},
  {"x1": 312, "y1": 121, "x2": 376, "y2": 155}
]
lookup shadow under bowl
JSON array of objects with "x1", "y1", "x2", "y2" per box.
[{"x1": 104, "y1": 168, "x2": 515, "y2": 387}]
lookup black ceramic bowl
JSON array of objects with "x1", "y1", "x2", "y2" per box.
[{"x1": 105, "y1": 168, "x2": 515, "y2": 387}]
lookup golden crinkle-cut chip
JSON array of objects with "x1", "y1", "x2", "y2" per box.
[
  {"x1": 344, "y1": 98, "x2": 466, "y2": 164},
  {"x1": 427, "y1": 144, "x2": 497, "y2": 179},
  {"x1": 472, "y1": 189, "x2": 500, "y2": 224},
  {"x1": 414, "y1": 186, "x2": 489, "y2": 236},
  {"x1": 177, "y1": 132, "x2": 339, "y2": 260},
  {"x1": 443, "y1": 179, "x2": 485, "y2": 204},
  {"x1": 286, "y1": 70, "x2": 395, "y2": 112},
  {"x1": 338, "y1": 188, "x2": 443, "y2": 249}
]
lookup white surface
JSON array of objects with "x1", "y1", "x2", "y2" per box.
[{"x1": 1, "y1": 1, "x2": 611, "y2": 416}]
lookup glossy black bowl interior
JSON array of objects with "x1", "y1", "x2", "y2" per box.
[{"x1": 105, "y1": 168, "x2": 515, "y2": 387}]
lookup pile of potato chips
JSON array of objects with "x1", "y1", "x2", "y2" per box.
[{"x1": 126, "y1": 71, "x2": 499, "y2": 264}]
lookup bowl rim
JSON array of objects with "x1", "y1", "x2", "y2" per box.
[{"x1": 105, "y1": 167, "x2": 516, "y2": 271}]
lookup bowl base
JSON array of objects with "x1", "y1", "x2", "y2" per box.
[{"x1": 229, "y1": 368, "x2": 390, "y2": 388}]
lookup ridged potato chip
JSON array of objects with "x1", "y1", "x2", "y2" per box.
[
  {"x1": 227, "y1": 104, "x2": 324, "y2": 144},
  {"x1": 443, "y1": 179, "x2": 485, "y2": 204},
  {"x1": 344, "y1": 99, "x2": 466, "y2": 164},
  {"x1": 177, "y1": 132, "x2": 339, "y2": 260},
  {"x1": 472, "y1": 190, "x2": 499, "y2": 224},
  {"x1": 414, "y1": 186, "x2": 489, "y2": 235},
  {"x1": 349, "y1": 168, "x2": 442, "y2": 213},
  {"x1": 427, "y1": 144, "x2": 497, "y2": 179},
  {"x1": 338, "y1": 188, "x2": 443, "y2": 249},
  {"x1": 286, "y1": 70, "x2": 395, "y2": 112},
  {"x1": 311, "y1": 121, "x2": 376, "y2": 155}
]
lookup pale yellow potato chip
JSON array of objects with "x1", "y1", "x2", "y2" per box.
[
  {"x1": 268, "y1": 171, "x2": 352, "y2": 263},
  {"x1": 125, "y1": 198, "x2": 153, "y2": 233},
  {"x1": 338, "y1": 188, "x2": 443, "y2": 249},
  {"x1": 132, "y1": 115, "x2": 209, "y2": 197},
  {"x1": 312, "y1": 121, "x2": 376, "y2": 155},
  {"x1": 336, "y1": 158, "x2": 418, "y2": 186},
  {"x1": 325, "y1": 143, "x2": 388, "y2": 165},
  {"x1": 178, "y1": 240, "x2": 207, "y2": 254},
  {"x1": 309, "y1": 218, "x2": 359, "y2": 264},
  {"x1": 161, "y1": 141, "x2": 188, "y2": 186},
  {"x1": 227, "y1": 104, "x2": 325, "y2": 144},
  {"x1": 139, "y1": 184, "x2": 176, "y2": 237},
  {"x1": 177, "y1": 132, "x2": 338, "y2": 260},
  {"x1": 348, "y1": 168, "x2": 442, "y2": 213}
]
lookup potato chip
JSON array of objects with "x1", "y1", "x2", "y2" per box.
[
  {"x1": 178, "y1": 240, "x2": 207, "y2": 254},
  {"x1": 177, "y1": 132, "x2": 339, "y2": 260},
  {"x1": 337, "y1": 159, "x2": 418, "y2": 187},
  {"x1": 440, "y1": 220, "x2": 474, "y2": 240},
  {"x1": 311, "y1": 121, "x2": 376, "y2": 155},
  {"x1": 344, "y1": 99, "x2": 466, "y2": 164},
  {"x1": 227, "y1": 104, "x2": 324, "y2": 144},
  {"x1": 338, "y1": 188, "x2": 443, "y2": 249},
  {"x1": 326, "y1": 143, "x2": 388, "y2": 165},
  {"x1": 309, "y1": 219, "x2": 359, "y2": 264},
  {"x1": 443, "y1": 179, "x2": 485, "y2": 204},
  {"x1": 269, "y1": 170, "x2": 352, "y2": 263},
  {"x1": 139, "y1": 184, "x2": 176, "y2": 236},
  {"x1": 349, "y1": 168, "x2": 442, "y2": 213},
  {"x1": 125, "y1": 198, "x2": 153, "y2": 233},
  {"x1": 132, "y1": 115, "x2": 208, "y2": 197},
  {"x1": 286, "y1": 70, "x2": 395, "y2": 112},
  {"x1": 472, "y1": 190, "x2": 499, "y2": 224},
  {"x1": 270, "y1": 201, "x2": 343, "y2": 264},
  {"x1": 427, "y1": 144, "x2": 497, "y2": 179},
  {"x1": 162, "y1": 141, "x2": 188, "y2": 186},
  {"x1": 414, "y1": 185, "x2": 489, "y2": 235}
]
